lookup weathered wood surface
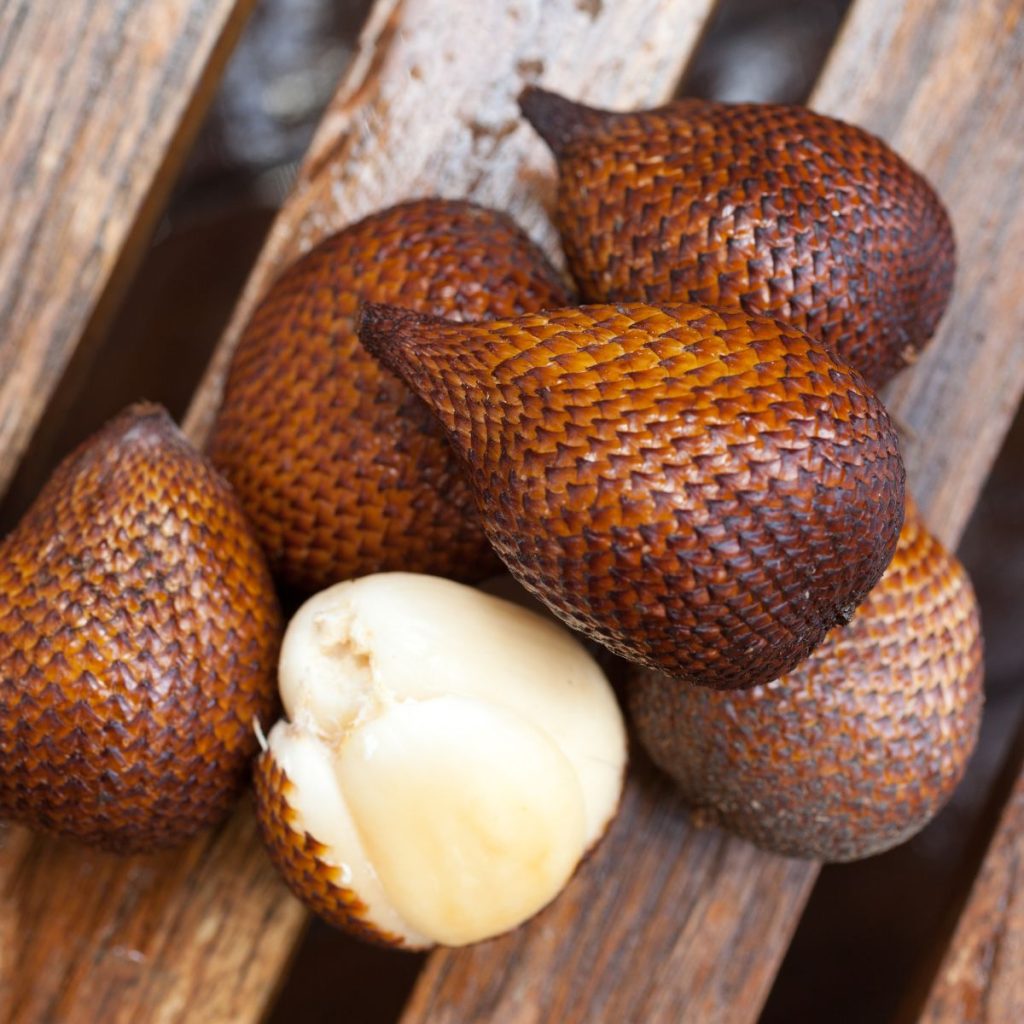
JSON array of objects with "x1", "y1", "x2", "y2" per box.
[
  {"x1": 0, "y1": 3, "x2": 284, "y2": 1021},
  {"x1": 917, "y1": 773, "x2": 1024, "y2": 1023},
  {"x1": 0, "y1": 803, "x2": 305, "y2": 1024},
  {"x1": 812, "y1": 0, "x2": 1024, "y2": 549},
  {"x1": 832, "y1": 7, "x2": 1024, "y2": 1008},
  {"x1": 0, "y1": 0, "x2": 255, "y2": 501}
]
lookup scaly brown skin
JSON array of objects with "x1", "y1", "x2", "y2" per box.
[
  {"x1": 253, "y1": 752, "x2": 410, "y2": 949},
  {"x1": 207, "y1": 199, "x2": 571, "y2": 593},
  {"x1": 520, "y1": 88, "x2": 956, "y2": 389},
  {"x1": 628, "y1": 503, "x2": 984, "y2": 861},
  {"x1": 358, "y1": 301, "x2": 905, "y2": 690},
  {"x1": 0, "y1": 405, "x2": 282, "y2": 853}
]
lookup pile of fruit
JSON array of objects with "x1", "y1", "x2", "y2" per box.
[{"x1": 0, "y1": 89, "x2": 982, "y2": 952}]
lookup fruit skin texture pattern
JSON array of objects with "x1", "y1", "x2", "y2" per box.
[
  {"x1": 628, "y1": 504, "x2": 983, "y2": 861},
  {"x1": 208, "y1": 198, "x2": 570, "y2": 594},
  {"x1": 358, "y1": 301, "x2": 905, "y2": 690},
  {"x1": 0, "y1": 405, "x2": 282, "y2": 852},
  {"x1": 521, "y1": 88, "x2": 955, "y2": 389}
]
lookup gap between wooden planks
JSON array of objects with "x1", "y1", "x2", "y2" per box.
[{"x1": 917, "y1": 770, "x2": 1024, "y2": 1023}]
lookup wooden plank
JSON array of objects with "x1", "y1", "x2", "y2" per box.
[
  {"x1": 0, "y1": 2, "x2": 716, "y2": 1022},
  {"x1": 811, "y1": 0, "x2": 1024, "y2": 549},
  {"x1": 0, "y1": 802, "x2": 305, "y2": 1024},
  {"x1": 827, "y1": 7, "x2": 1024, "y2": 1010},
  {"x1": 0, "y1": 0, "x2": 255, "y2": 502},
  {"x1": 917, "y1": 773, "x2": 1024, "y2": 1023},
  {"x1": 0, "y1": 2, "x2": 283, "y2": 1022}
]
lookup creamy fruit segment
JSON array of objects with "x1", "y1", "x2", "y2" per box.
[
  {"x1": 266, "y1": 722, "x2": 430, "y2": 946},
  {"x1": 262, "y1": 572, "x2": 627, "y2": 948},
  {"x1": 337, "y1": 697, "x2": 584, "y2": 945}
]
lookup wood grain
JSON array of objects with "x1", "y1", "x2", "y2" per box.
[
  {"x1": 917, "y1": 775, "x2": 1024, "y2": 1023},
  {"x1": 0, "y1": 802, "x2": 306, "y2": 1024},
  {"x1": 402, "y1": 758, "x2": 817, "y2": 1024},
  {"x1": 0, "y1": 0, "x2": 255, "y2": 502},
  {"x1": 0, "y1": 2, "x2": 292, "y2": 1022},
  {"x1": 811, "y1": 0, "x2": 1024, "y2": 548},
  {"x1": 183, "y1": 0, "x2": 716, "y2": 444},
  {"x1": 820, "y1": 13, "x2": 1024, "y2": 1006}
]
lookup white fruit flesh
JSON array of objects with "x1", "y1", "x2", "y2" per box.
[{"x1": 265, "y1": 572, "x2": 627, "y2": 949}]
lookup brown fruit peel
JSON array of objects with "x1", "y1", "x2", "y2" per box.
[
  {"x1": 357, "y1": 301, "x2": 905, "y2": 689},
  {"x1": 0, "y1": 403, "x2": 282, "y2": 852},
  {"x1": 207, "y1": 198, "x2": 571, "y2": 593},
  {"x1": 628, "y1": 506, "x2": 984, "y2": 861}
]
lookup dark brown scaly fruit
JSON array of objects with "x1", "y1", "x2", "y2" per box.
[
  {"x1": 357, "y1": 301, "x2": 905, "y2": 690},
  {"x1": 0, "y1": 404, "x2": 282, "y2": 852},
  {"x1": 520, "y1": 87, "x2": 956, "y2": 388},
  {"x1": 628, "y1": 502, "x2": 983, "y2": 861},
  {"x1": 207, "y1": 199, "x2": 571, "y2": 593}
]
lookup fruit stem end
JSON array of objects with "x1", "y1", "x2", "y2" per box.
[{"x1": 518, "y1": 87, "x2": 604, "y2": 158}]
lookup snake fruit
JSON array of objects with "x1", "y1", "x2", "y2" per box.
[
  {"x1": 357, "y1": 301, "x2": 905, "y2": 689},
  {"x1": 520, "y1": 88, "x2": 955, "y2": 388},
  {"x1": 208, "y1": 199, "x2": 570, "y2": 593},
  {"x1": 0, "y1": 405, "x2": 281, "y2": 852},
  {"x1": 253, "y1": 573, "x2": 626, "y2": 948},
  {"x1": 628, "y1": 502, "x2": 983, "y2": 860}
]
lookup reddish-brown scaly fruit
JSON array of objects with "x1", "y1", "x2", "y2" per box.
[
  {"x1": 0, "y1": 405, "x2": 282, "y2": 852},
  {"x1": 628, "y1": 503, "x2": 983, "y2": 861},
  {"x1": 520, "y1": 88, "x2": 955, "y2": 388},
  {"x1": 358, "y1": 301, "x2": 905, "y2": 690},
  {"x1": 207, "y1": 199, "x2": 571, "y2": 593}
]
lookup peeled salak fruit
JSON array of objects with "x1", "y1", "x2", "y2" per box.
[
  {"x1": 0, "y1": 405, "x2": 282, "y2": 852},
  {"x1": 520, "y1": 87, "x2": 955, "y2": 388},
  {"x1": 207, "y1": 199, "x2": 571, "y2": 593},
  {"x1": 253, "y1": 573, "x2": 626, "y2": 949},
  {"x1": 357, "y1": 301, "x2": 905, "y2": 690},
  {"x1": 628, "y1": 502, "x2": 983, "y2": 860}
]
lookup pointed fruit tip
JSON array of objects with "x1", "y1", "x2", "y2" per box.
[
  {"x1": 92, "y1": 402, "x2": 182, "y2": 453},
  {"x1": 518, "y1": 87, "x2": 603, "y2": 158},
  {"x1": 356, "y1": 302, "x2": 458, "y2": 372},
  {"x1": 355, "y1": 303, "x2": 470, "y2": 438},
  {"x1": 355, "y1": 302, "x2": 431, "y2": 370},
  {"x1": 356, "y1": 300, "x2": 407, "y2": 338}
]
